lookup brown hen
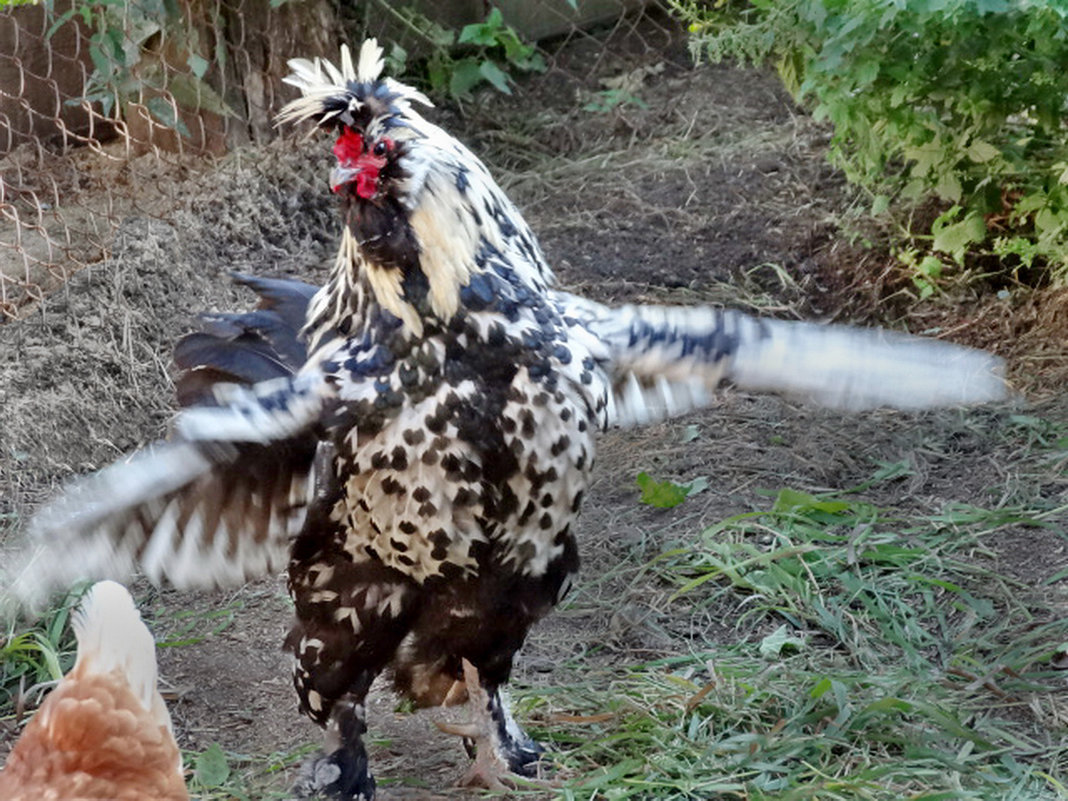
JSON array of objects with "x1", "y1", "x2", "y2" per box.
[{"x1": 0, "y1": 581, "x2": 187, "y2": 801}]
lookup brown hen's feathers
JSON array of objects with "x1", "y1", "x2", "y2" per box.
[{"x1": 0, "y1": 581, "x2": 187, "y2": 801}]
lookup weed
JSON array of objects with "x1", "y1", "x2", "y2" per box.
[
  {"x1": 157, "y1": 599, "x2": 243, "y2": 648},
  {"x1": 43, "y1": 0, "x2": 233, "y2": 134},
  {"x1": 184, "y1": 741, "x2": 316, "y2": 800},
  {"x1": 583, "y1": 88, "x2": 650, "y2": 114}
]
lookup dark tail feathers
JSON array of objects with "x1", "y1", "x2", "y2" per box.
[{"x1": 174, "y1": 273, "x2": 316, "y2": 407}]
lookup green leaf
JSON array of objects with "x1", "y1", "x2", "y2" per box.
[
  {"x1": 1035, "y1": 206, "x2": 1066, "y2": 235},
  {"x1": 497, "y1": 29, "x2": 543, "y2": 72},
  {"x1": 45, "y1": 7, "x2": 76, "y2": 41},
  {"x1": 515, "y1": 50, "x2": 547, "y2": 73},
  {"x1": 425, "y1": 20, "x2": 457, "y2": 48},
  {"x1": 386, "y1": 43, "x2": 408, "y2": 76},
  {"x1": 917, "y1": 255, "x2": 944, "y2": 279},
  {"x1": 32, "y1": 633, "x2": 63, "y2": 681},
  {"x1": 809, "y1": 676, "x2": 833, "y2": 699},
  {"x1": 458, "y1": 23, "x2": 495, "y2": 46},
  {"x1": 932, "y1": 212, "x2": 986, "y2": 263},
  {"x1": 448, "y1": 58, "x2": 484, "y2": 98},
  {"x1": 186, "y1": 52, "x2": 209, "y2": 79},
  {"x1": 688, "y1": 476, "x2": 710, "y2": 496},
  {"x1": 459, "y1": 8, "x2": 504, "y2": 46},
  {"x1": 478, "y1": 60, "x2": 512, "y2": 94},
  {"x1": 89, "y1": 44, "x2": 115, "y2": 79},
  {"x1": 166, "y1": 73, "x2": 237, "y2": 117},
  {"x1": 905, "y1": 141, "x2": 946, "y2": 178},
  {"x1": 772, "y1": 488, "x2": 850, "y2": 515},
  {"x1": 966, "y1": 139, "x2": 1000, "y2": 163},
  {"x1": 426, "y1": 56, "x2": 449, "y2": 93},
  {"x1": 934, "y1": 172, "x2": 963, "y2": 202},
  {"x1": 145, "y1": 96, "x2": 191, "y2": 138},
  {"x1": 636, "y1": 472, "x2": 691, "y2": 508},
  {"x1": 759, "y1": 624, "x2": 805, "y2": 659},
  {"x1": 871, "y1": 459, "x2": 913, "y2": 482},
  {"x1": 853, "y1": 58, "x2": 879, "y2": 87},
  {"x1": 446, "y1": 58, "x2": 484, "y2": 98},
  {"x1": 194, "y1": 743, "x2": 230, "y2": 788}
]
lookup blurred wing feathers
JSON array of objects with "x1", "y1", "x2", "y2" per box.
[
  {"x1": 11, "y1": 375, "x2": 331, "y2": 609},
  {"x1": 174, "y1": 331, "x2": 294, "y2": 391},
  {"x1": 562, "y1": 295, "x2": 1009, "y2": 425},
  {"x1": 727, "y1": 315, "x2": 1009, "y2": 410}
]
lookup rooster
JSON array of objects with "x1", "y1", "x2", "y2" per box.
[
  {"x1": 8, "y1": 40, "x2": 1008, "y2": 800},
  {"x1": 0, "y1": 581, "x2": 187, "y2": 801}
]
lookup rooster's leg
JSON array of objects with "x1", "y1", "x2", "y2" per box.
[
  {"x1": 294, "y1": 693, "x2": 376, "y2": 801},
  {"x1": 293, "y1": 692, "x2": 375, "y2": 801},
  {"x1": 436, "y1": 658, "x2": 545, "y2": 789}
]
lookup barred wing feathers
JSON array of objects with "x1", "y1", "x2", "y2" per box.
[
  {"x1": 9, "y1": 375, "x2": 330, "y2": 610},
  {"x1": 561, "y1": 295, "x2": 1009, "y2": 426}
]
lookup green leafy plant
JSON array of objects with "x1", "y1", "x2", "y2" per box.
[
  {"x1": 43, "y1": 0, "x2": 234, "y2": 135},
  {"x1": 374, "y1": 3, "x2": 546, "y2": 99},
  {"x1": 636, "y1": 471, "x2": 692, "y2": 508},
  {"x1": 183, "y1": 740, "x2": 315, "y2": 800},
  {"x1": 1, "y1": 584, "x2": 88, "y2": 722},
  {"x1": 582, "y1": 87, "x2": 649, "y2": 114},
  {"x1": 671, "y1": 0, "x2": 1068, "y2": 288}
]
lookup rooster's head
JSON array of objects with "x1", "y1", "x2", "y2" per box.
[{"x1": 278, "y1": 40, "x2": 551, "y2": 339}]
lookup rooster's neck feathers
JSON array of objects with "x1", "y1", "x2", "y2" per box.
[{"x1": 279, "y1": 41, "x2": 554, "y2": 347}]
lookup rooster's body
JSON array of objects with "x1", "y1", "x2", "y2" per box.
[
  {"x1": 10, "y1": 41, "x2": 1007, "y2": 800},
  {"x1": 0, "y1": 582, "x2": 187, "y2": 801}
]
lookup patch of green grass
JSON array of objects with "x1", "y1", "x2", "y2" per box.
[
  {"x1": 0, "y1": 583, "x2": 88, "y2": 724},
  {"x1": 516, "y1": 419, "x2": 1068, "y2": 799},
  {"x1": 156, "y1": 598, "x2": 244, "y2": 648}
]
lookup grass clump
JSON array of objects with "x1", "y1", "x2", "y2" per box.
[{"x1": 0, "y1": 584, "x2": 85, "y2": 725}]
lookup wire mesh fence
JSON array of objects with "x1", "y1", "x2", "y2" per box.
[{"x1": 0, "y1": 0, "x2": 670, "y2": 321}]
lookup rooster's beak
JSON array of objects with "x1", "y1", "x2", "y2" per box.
[{"x1": 330, "y1": 165, "x2": 362, "y2": 194}]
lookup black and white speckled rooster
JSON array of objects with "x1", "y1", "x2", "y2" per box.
[{"x1": 9, "y1": 40, "x2": 1008, "y2": 800}]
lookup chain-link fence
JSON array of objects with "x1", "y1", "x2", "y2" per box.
[{"x1": 0, "y1": 0, "x2": 667, "y2": 320}]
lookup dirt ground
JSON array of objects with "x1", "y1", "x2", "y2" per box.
[{"x1": 1, "y1": 12, "x2": 1066, "y2": 800}]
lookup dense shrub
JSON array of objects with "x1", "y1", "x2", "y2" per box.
[{"x1": 672, "y1": 0, "x2": 1068, "y2": 291}]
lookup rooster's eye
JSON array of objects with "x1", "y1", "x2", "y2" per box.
[{"x1": 372, "y1": 141, "x2": 389, "y2": 157}]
